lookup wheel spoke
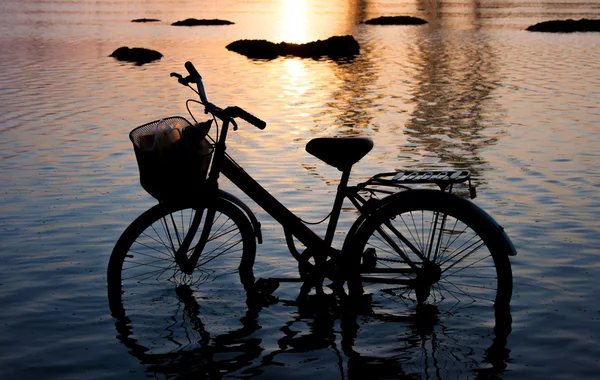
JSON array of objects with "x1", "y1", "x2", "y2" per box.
[
  {"x1": 437, "y1": 218, "x2": 460, "y2": 264},
  {"x1": 441, "y1": 241, "x2": 487, "y2": 273},
  {"x1": 127, "y1": 241, "x2": 175, "y2": 261},
  {"x1": 438, "y1": 278, "x2": 496, "y2": 303},
  {"x1": 144, "y1": 225, "x2": 176, "y2": 255}
]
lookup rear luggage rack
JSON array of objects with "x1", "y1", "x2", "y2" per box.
[
  {"x1": 372, "y1": 170, "x2": 470, "y2": 184},
  {"x1": 362, "y1": 170, "x2": 475, "y2": 197}
]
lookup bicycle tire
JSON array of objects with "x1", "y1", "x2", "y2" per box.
[
  {"x1": 107, "y1": 198, "x2": 256, "y2": 356},
  {"x1": 344, "y1": 189, "x2": 513, "y2": 315}
]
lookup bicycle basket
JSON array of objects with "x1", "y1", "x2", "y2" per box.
[{"x1": 129, "y1": 116, "x2": 213, "y2": 201}]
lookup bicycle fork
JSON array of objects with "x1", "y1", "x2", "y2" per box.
[{"x1": 166, "y1": 207, "x2": 217, "y2": 275}]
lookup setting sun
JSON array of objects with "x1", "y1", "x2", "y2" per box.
[{"x1": 279, "y1": 0, "x2": 308, "y2": 43}]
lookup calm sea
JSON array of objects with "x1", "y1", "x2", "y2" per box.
[{"x1": 1, "y1": 0, "x2": 599, "y2": 379}]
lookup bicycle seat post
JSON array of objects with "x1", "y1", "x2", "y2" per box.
[{"x1": 324, "y1": 167, "x2": 352, "y2": 247}]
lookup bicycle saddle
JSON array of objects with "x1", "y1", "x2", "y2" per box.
[{"x1": 305, "y1": 137, "x2": 374, "y2": 171}]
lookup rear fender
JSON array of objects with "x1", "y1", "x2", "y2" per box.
[{"x1": 343, "y1": 189, "x2": 516, "y2": 257}]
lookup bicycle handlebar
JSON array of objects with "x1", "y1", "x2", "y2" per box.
[
  {"x1": 173, "y1": 61, "x2": 266, "y2": 130},
  {"x1": 184, "y1": 61, "x2": 209, "y2": 105},
  {"x1": 225, "y1": 106, "x2": 267, "y2": 130},
  {"x1": 184, "y1": 61, "x2": 201, "y2": 80}
]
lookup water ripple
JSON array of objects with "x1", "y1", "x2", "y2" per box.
[{"x1": 1, "y1": 1, "x2": 600, "y2": 379}]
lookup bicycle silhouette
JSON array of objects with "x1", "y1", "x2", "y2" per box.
[{"x1": 107, "y1": 61, "x2": 516, "y2": 377}]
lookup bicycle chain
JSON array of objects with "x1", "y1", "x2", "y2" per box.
[{"x1": 375, "y1": 256, "x2": 406, "y2": 264}]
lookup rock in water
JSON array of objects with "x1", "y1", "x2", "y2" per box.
[
  {"x1": 172, "y1": 18, "x2": 234, "y2": 26},
  {"x1": 226, "y1": 35, "x2": 360, "y2": 60},
  {"x1": 131, "y1": 18, "x2": 160, "y2": 23},
  {"x1": 363, "y1": 16, "x2": 427, "y2": 25},
  {"x1": 226, "y1": 39, "x2": 281, "y2": 60},
  {"x1": 526, "y1": 19, "x2": 600, "y2": 33},
  {"x1": 109, "y1": 47, "x2": 163, "y2": 65}
]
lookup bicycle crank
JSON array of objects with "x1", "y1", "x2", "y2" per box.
[{"x1": 298, "y1": 248, "x2": 342, "y2": 295}]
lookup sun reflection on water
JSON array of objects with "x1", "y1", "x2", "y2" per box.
[
  {"x1": 281, "y1": 59, "x2": 311, "y2": 135},
  {"x1": 282, "y1": 59, "x2": 306, "y2": 90}
]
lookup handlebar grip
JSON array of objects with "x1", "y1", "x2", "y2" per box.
[
  {"x1": 228, "y1": 106, "x2": 266, "y2": 130},
  {"x1": 184, "y1": 61, "x2": 201, "y2": 81},
  {"x1": 185, "y1": 61, "x2": 210, "y2": 104}
]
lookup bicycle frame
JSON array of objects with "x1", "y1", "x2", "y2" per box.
[
  {"x1": 180, "y1": 110, "x2": 480, "y2": 277},
  {"x1": 172, "y1": 66, "x2": 481, "y2": 282},
  {"x1": 207, "y1": 117, "x2": 436, "y2": 275},
  {"x1": 218, "y1": 143, "x2": 435, "y2": 286}
]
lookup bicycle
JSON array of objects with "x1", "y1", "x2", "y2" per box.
[{"x1": 107, "y1": 61, "x2": 516, "y2": 357}]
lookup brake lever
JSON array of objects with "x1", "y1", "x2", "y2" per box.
[{"x1": 170, "y1": 72, "x2": 192, "y2": 86}]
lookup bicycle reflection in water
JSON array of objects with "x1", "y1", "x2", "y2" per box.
[{"x1": 110, "y1": 278, "x2": 511, "y2": 379}]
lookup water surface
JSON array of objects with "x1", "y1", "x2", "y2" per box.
[{"x1": 1, "y1": 1, "x2": 599, "y2": 379}]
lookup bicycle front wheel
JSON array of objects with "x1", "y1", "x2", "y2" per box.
[
  {"x1": 346, "y1": 189, "x2": 513, "y2": 315},
  {"x1": 107, "y1": 198, "x2": 256, "y2": 355}
]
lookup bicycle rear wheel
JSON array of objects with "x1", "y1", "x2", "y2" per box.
[
  {"x1": 345, "y1": 189, "x2": 513, "y2": 315},
  {"x1": 107, "y1": 199, "x2": 256, "y2": 356}
]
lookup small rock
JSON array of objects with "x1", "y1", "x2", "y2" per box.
[
  {"x1": 363, "y1": 16, "x2": 427, "y2": 25},
  {"x1": 526, "y1": 18, "x2": 600, "y2": 33},
  {"x1": 172, "y1": 18, "x2": 234, "y2": 26},
  {"x1": 109, "y1": 47, "x2": 163, "y2": 65},
  {"x1": 131, "y1": 18, "x2": 160, "y2": 23}
]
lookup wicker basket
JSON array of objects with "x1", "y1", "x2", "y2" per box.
[{"x1": 129, "y1": 117, "x2": 213, "y2": 201}]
